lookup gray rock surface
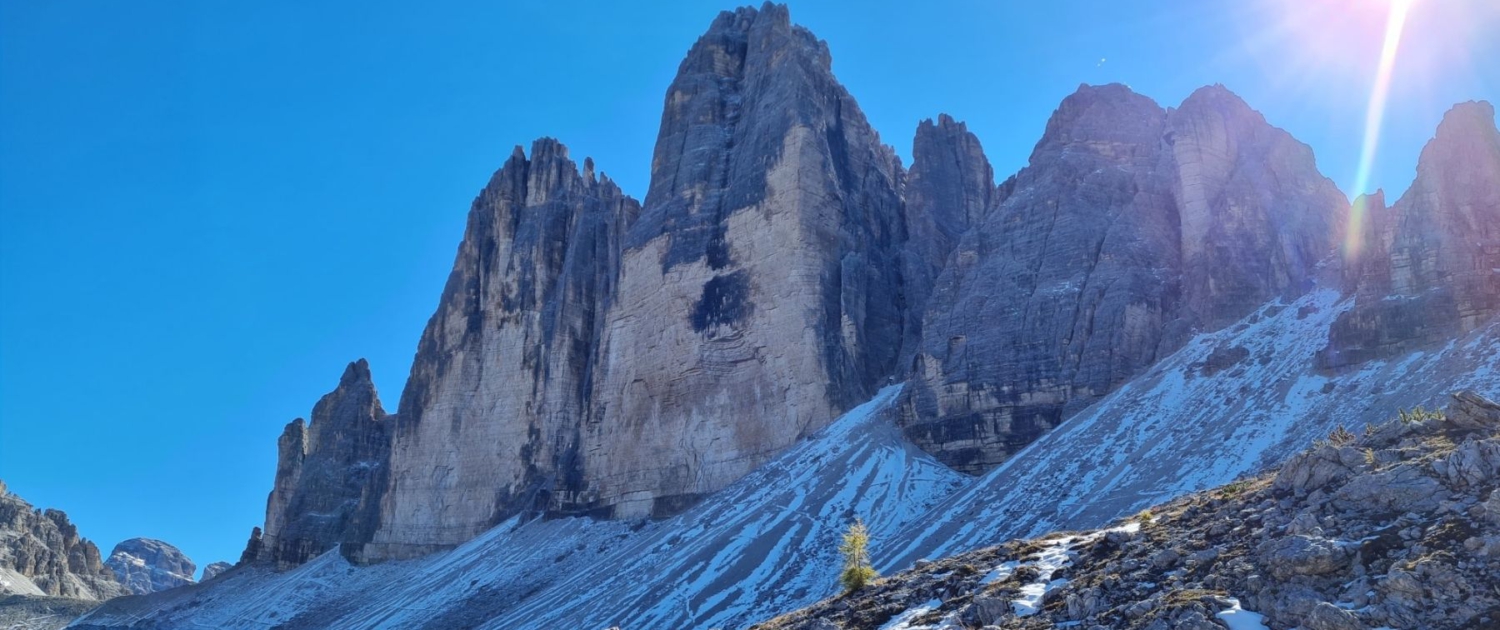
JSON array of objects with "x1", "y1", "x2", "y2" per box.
[
  {"x1": 0, "y1": 481, "x2": 122, "y2": 601},
  {"x1": 579, "y1": 2, "x2": 912, "y2": 520},
  {"x1": 754, "y1": 391, "x2": 1500, "y2": 630},
  {"x1": 1322, "y1": 100, "x2": 1500, "y2": 367},
  {"x1": 103, "y1": 539, "x2": 195, "y2": 595},
  {"x1": 366, "y1": 138, "x2": 641, "y2": 559},
  {"x1": 899, "y1": 114, "x2": 1000, "y2": 369},
  {"x1": 901, "y1": 84, "x2": 1346, "y2": 473},
  {"x1": 258, "y1": 359, "x2": 390, "y2": 566},
  {"x1": 199, "y1": 562, "x2": 231, "y2": 582}
]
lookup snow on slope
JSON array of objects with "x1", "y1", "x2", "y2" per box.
[
  {"x1": 881, "y1": 288, "x2": 1500, "y2": 569},
  {"x1": 72, "y1": 290, "x2": 1499, "y2": 630},
  {"x1": 73, "y1": 386, "x2": 970, "y2": 630}
]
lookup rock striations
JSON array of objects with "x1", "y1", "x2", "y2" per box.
[
  {"x1": 257, "y1": 2, "x2": 954, "y2": 562},
  {"x1": 579, "y1": 2, "x2": 910, "y2": 521},
  {"x1": 900, "y1": 84, "x2": 1348, "y2": 473},
  {"x1": 0, "y1": 481, "x2": 122, "y2": 600},
  {"x1": 1322, "y1": 100, "x2": 1500, "y2": 367},
  {"x1": 257, "y1": 359, "x2": 390, "y2": 566},
  {"x1": 236, "y1": 2, "x2": 1498, "y2": 577},
  {"x1": 368, "y1": 138, "x2": 641, "y2": 558},
  {"x1": 103, "y1": 538, "x2": 195, "y2": 595}
]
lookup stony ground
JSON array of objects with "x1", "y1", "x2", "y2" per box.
[
  {"x1": 0, "y1": 595, "x2": 99, "y2": 630},
  {"x1": 752, "y1": 391, "x2": 1500, "y2": 630}
]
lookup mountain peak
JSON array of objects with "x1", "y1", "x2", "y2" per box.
[
  {"x1": 106, "y1": 538, "x2": 197, "y2": 595},
  {"x1": 1436, "y1": 99, "x2": 1497, "y2": 137},
  {"x1": 339, "y1": 358, "x2": 372, "y2": 387}
]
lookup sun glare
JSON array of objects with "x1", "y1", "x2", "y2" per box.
[{"x1": 1344, "y1": 0, "x2": 1416, "y2": 260}]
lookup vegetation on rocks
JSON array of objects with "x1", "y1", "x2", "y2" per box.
[
  {"x1": 753, "y1": 390, "x2": 1500, "y2": 630},
  {"x1": 839, "y1": 519, "x2": 878, "y2": 593}
]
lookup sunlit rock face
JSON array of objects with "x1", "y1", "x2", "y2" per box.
[
  {"x1": 900, "y1": 84, "x2": 1348, "y2": 474},
  {"x1": 1322, "y1": 100, "x2": 1500, "y2": 368},
  {"x1": 105, "y1": 538, "x2": 196, "y2": 595},
  {"x1": 578, "y1": 3, "x2": 911, "y2": 519},
  {"x1": 258, "y1": 359, "x2": 390, "y2": 567},
  {"x1": 0, "y1": 481, "x2": 123, "y2": 600},
  {"x1": 200, "y1": 561, "x2": 231, "y2": 582},
  {"x1": 365, "y1": 139, "x2": 641, "y2": 558}
]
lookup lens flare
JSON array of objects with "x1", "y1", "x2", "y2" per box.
[{"x1": 1344, "y1": 0, "x2": 1416, "y2": 260}]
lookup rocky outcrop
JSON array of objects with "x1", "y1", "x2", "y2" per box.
[
  {"x1": 200, "y1": 562, "x2": 231, "y2": 582},
  {"x1": 574, "y1": 2, "x2": 912, "y2": 521},
  {"x1": 258, "y1": 359, "x2": 391, "y2": 566},
  {"x1": 1321, "y1": 100, "x2": 1500, "y2": 367},
  {"x1": 104, "y1": 539, "x2": 195, "y2": 595},
  {"x1": 0, "y1": 481, "x2": 122, "y2": 600},
  {"x1": 899, "y1": 114, "x2": 1000, "y2": 367},
  {"x1": 901, "y1": 84, "x2": 1347, "y2": 473},
  {"x1": 1166, "y1": 86, "x2": 1348, "y2": 328},
  {"x1": 366, "y1": 138, "x2": 641, "y2": 558},
  {"x1": 754, "y1": 392, "x2": 1500, "y2": 630}
]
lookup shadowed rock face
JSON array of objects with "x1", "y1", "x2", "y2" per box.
[
  {"x1": 1322, "y1": 101, "x2": 1500, "y2": 367},
  {"x1": 365, "y1": 139, "x2": 641, "y2": 558},
  {"x1": 576, "y1": 2, "x2": 911, "y2": 519},
  {"x1": 899, "y1": 114, "x2": 1000, "y2": 369},
  {"x1": 105, "y1": 538, "x2": 196, "y2": 595},
  {"x1": 0, "y1": 481, "x2": 123, "y2": 600},
  {"x1": 900, "y1": 84, "x2": 1348, "y2": 474},
  {"x1": 258, "y1": 359, "x2": 390, "y2": 567}
]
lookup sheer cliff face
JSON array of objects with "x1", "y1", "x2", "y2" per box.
[
  {"x1": 367, "y1": 140, "x2": 640, "y2": 554},
  {"x1": 0, "y1": 481, "x2": 123, "y2": 600},
  {"x1": 1322, "y1": 101, "x2": 1500, "y2": 367},
  {"x1": 900, "y1": 84, "x2": 1348, "y2": 473},
  {"x1": 1167, "y1": 86, "x2": 1347, "y2": 328},
  {"x1": 247, "y1": 5, "x2": 1379, "y2": 563},
  {"x1": 258, "y1": 359, "x2": 389, "y2": 567},
  {"x1": 899, "y1": 115, "x2": 998, "y2": 369},
  {"x1": 576, "y1": 4, "x2": 908, "y2": 519}
]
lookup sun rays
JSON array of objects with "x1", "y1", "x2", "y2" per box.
[{"x1": 1344, "y1": 0, "x2": 1416, "y2": 260}]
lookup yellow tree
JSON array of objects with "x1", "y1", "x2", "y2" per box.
[{"x1": 839, "y1": 518, "x2": 878, "y2": 593}]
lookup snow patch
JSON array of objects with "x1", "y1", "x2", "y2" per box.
[
  {"x1": 878, "y1": 599, "x2": 942, "y2": 630},
  {"x1": 1215, "y1": 597, "x2": 1269, "y2": 630}
]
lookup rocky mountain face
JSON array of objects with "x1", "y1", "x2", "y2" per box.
[
  {"x1": 1322, "y1": 100, "x2": 1500, "y2": 368},
  {"x1": 200, "y1": 562, "x2": 231, "y2": 582},
  {"x1": 755, "y1": 391, "x2": 1500, "y2": 630},
  {"x1": 900, "y1": 84, "x2": 1347, "y2": 473},
  {"x1": 899, "y1": 114, "x2": 1000, "y2": 369},
  {"x1": 0, "y1": 481, "x2": 122, "y2": 600},
  {"x1": 365, "y1": 138, "x2": 642, "y2": 559},
  {"x1": 257, "y1": 359, "x2": 390, "y2": 567},
  {"x1": 234, "y1": 1, "x2": 1493, "y2": 583},
  {"x1": 104, "y1": 538, "x2": 195, "y2": 595},
  {"x1": 249, "y1": 1, "x2": 938, "y2": 563},
  {"x1": 578, "y1": 2, "x2": 912, "y2": 521}
]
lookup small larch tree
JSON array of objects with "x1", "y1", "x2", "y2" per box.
[{"x1": 839, "y1": 518, "x2": 878, "y2": 593}]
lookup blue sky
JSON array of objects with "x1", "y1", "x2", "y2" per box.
[{"x1": 2, "y1": 0, "x2": 1495, "y2": 573}]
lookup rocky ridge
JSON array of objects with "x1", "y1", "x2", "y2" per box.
[
  {"x1": 1322, "y1": 100, "x2": 1500, "y2": 367},
  {"x1": 578, "y1": 1, "x2": 911, "y2": 522},
  {"x1": 900, "y1": 83, "x2": 1348, "y2": 473},
  {"x1": 258, "y1": 358, "x2": 390, "y2": 566},
  {"x1": 0, "y1": 481, "x2": 121, "y2": 601},
  {"x1": 237, "y1": 0, "x2": 1497, "y2": 582},
  {"x1": 103, "y1": 539, "x2": 195, "y2": 596},
  {"x1": 199, "y1": 562, "x2": 231, "y2": 582},
  {"x1": 753, "y1": 391, "x2": 1500, "y2": 630}
]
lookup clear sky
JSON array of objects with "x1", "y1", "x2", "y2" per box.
[{"x1": 2, "y1": 0, "x2": 1496, "y2": 574}]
